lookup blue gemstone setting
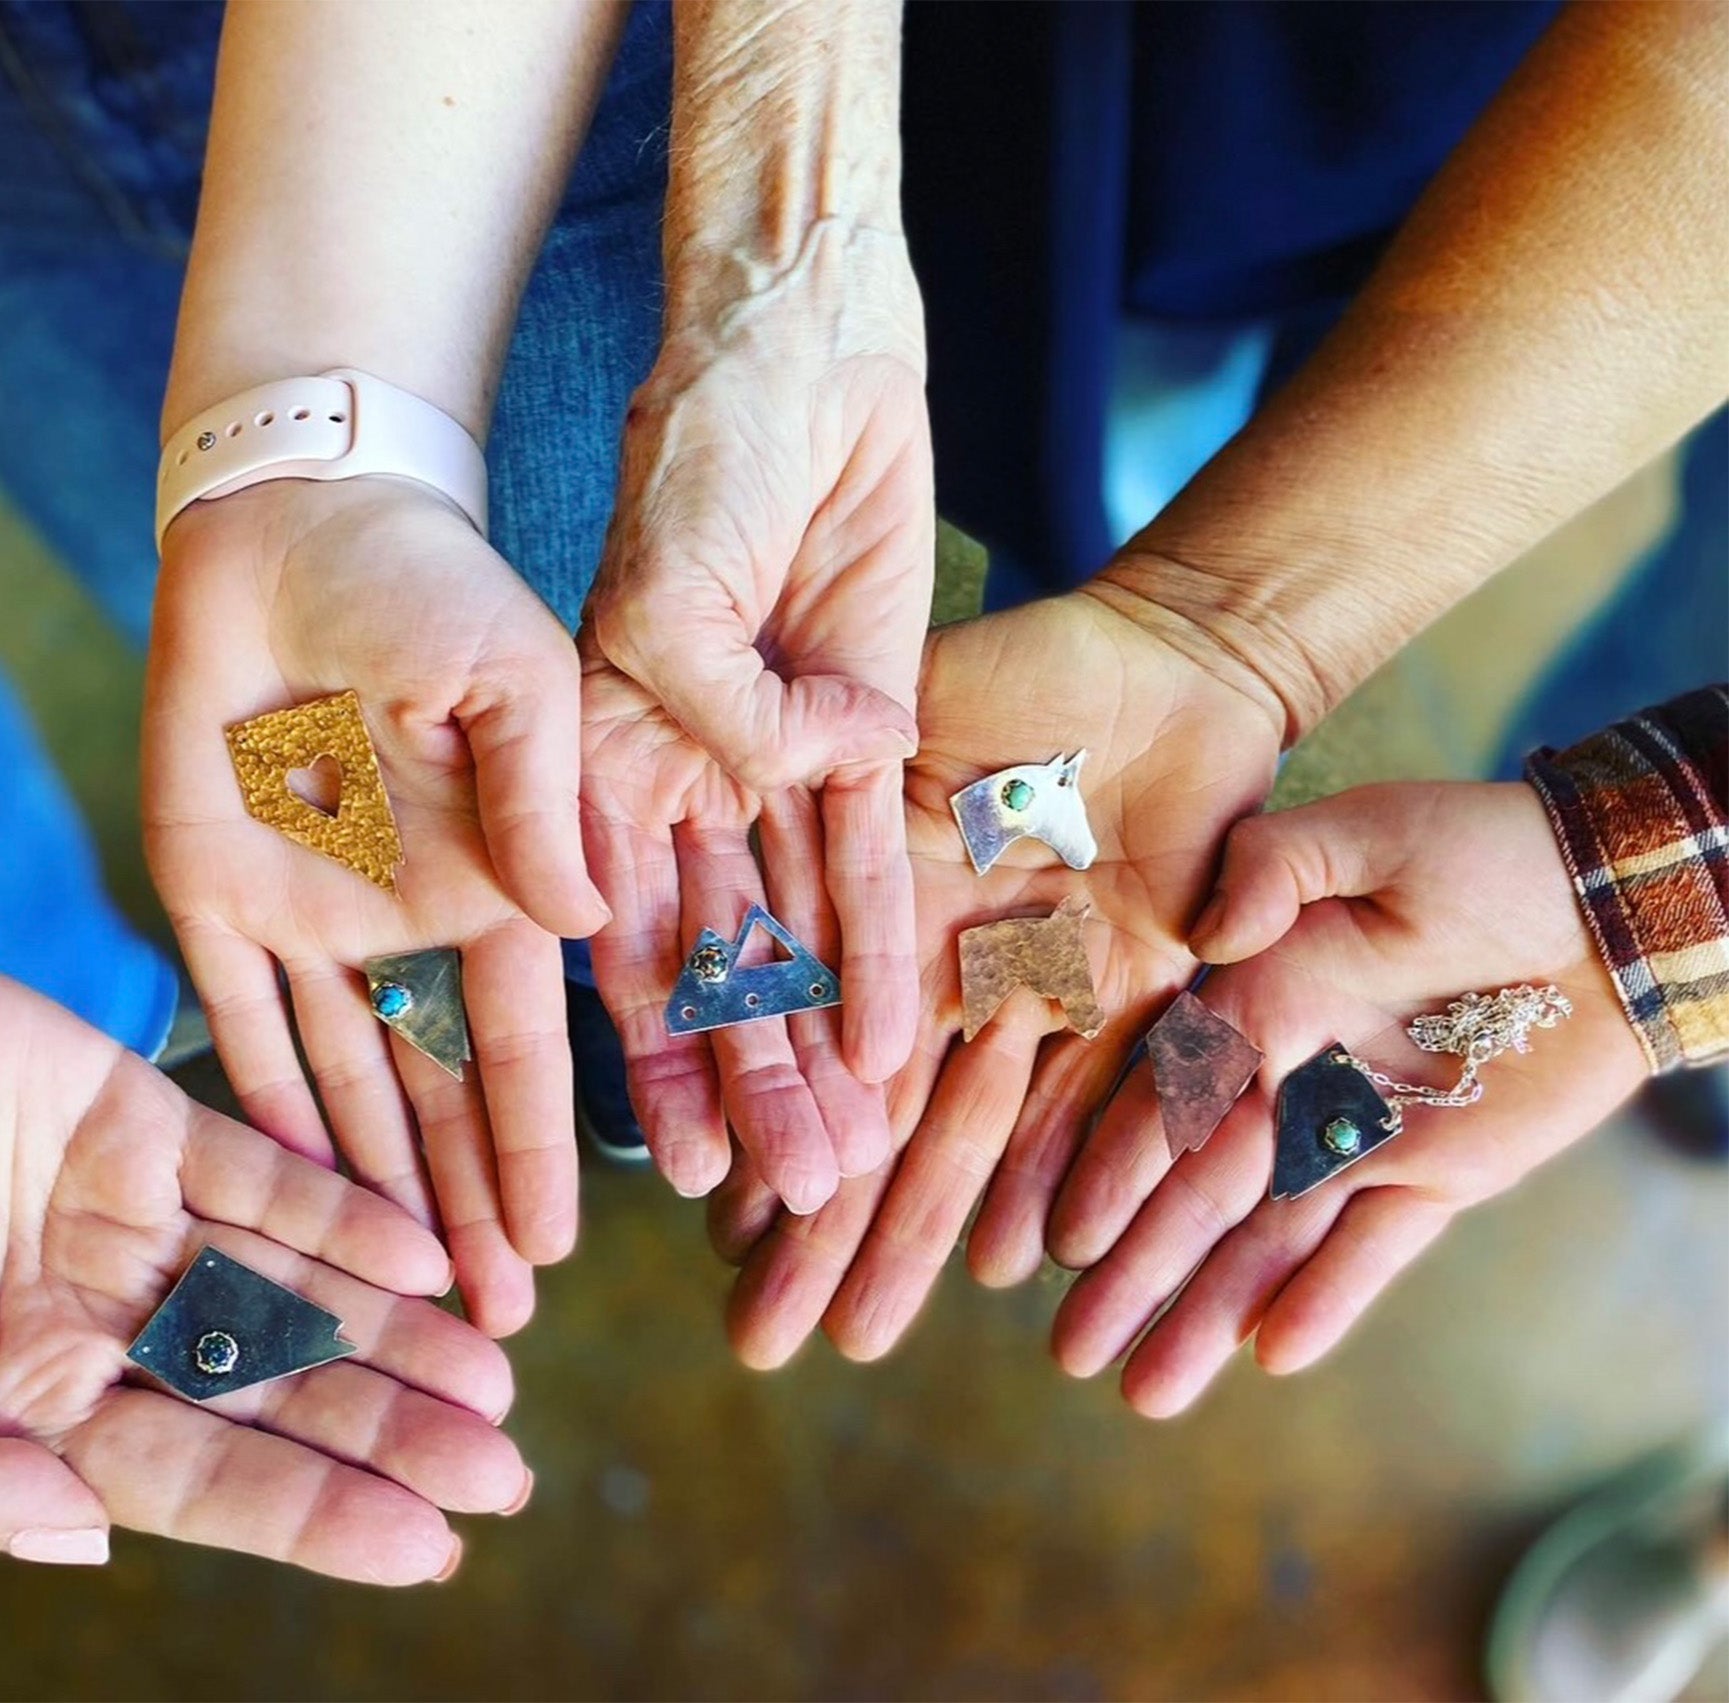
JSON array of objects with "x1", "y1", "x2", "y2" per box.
[{"x1": 372, "y1": 982, "x2": 413, "y2": 1021}]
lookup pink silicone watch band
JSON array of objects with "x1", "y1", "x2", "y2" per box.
[{"x1": 155, "y1": 368, "x2": 489, "y2": 549}]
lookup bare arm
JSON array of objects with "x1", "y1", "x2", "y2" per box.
[
  {"x1": 1095, "y1": 0, "x2": 1729, "y2": 741},
  {"x1": 164, "y1": 0, "x2": 628, "y2": 441}
]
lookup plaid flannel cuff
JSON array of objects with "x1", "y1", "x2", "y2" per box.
[{"x1": 1525, "y1": 685, "x2": 1729, "y2": 1072}]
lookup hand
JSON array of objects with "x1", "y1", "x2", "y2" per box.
[
  {"x1": 1049, "y1": 780, "x2": 1648, "y2": 1417},
  {"x1": 582, "y1": 248, "x2": 933, "y2": 1213},
  {"x1": 0, "y1": 975, "x2": 528, "y2": 1583},
  {"x1": 146, "y1": 478, "x2": 605, "y2": 1336},
  {"x1": 715, "y1": 589, "x2": 1285, "y2": 1366}
]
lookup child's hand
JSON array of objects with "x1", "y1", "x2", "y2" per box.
[{"x1": 1048, "y1": 780, "x2": 1650, "y2": 1418}]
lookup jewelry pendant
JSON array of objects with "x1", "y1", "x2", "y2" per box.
[
  {"x1": 127, "y1": 1246, "x2": 356, "y2": 1402},
  {"x1": 666, "y1": 906, "x2": 841, "y2": 1034},
  {"x1": 1271, "y1": 1046, "x2": 1400, "y2": 1199},
  {"x1": 949, "y1": 752, "x2": 1097, "y2": 875},
  {"x1": 365, "y1": 947, "x2": 471, "y2": 1079},
  {"x1": 1144, "y1": 991, "x2": 1264, "y2": 1159},
  {"x1": 958, "y1": 894, "x2": 1106, "y2": 1041},
  {"x1": 225, "y1": 690, "x2": 404, "y2": 893}
]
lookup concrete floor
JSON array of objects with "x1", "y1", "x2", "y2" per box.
[{"x1": 0, "y1": 475, "x2": 1725, "y2": 1700}]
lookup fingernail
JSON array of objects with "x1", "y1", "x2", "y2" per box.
[
  {"x1": 8, "y1": 1528, "x2": 109, "y2": 1566},
  {"x1": 503, "y1": 1470, "x2": 534, "y2": 1517},
  {"x1": 1189, "y1": 893, "x2": 1227, "y2": 952},
  {"x1": 437, "y1": 1260, "x2": 458, "y2": 1299},
  {"x1": 434, "y1": 1536, "x2": 463, "y2": 1583}
]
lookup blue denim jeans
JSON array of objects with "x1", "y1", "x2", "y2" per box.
[{"x1": 0, "y1": 0, "x2": 670, "y2": 1048}]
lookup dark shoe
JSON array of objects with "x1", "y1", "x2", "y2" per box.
[{"x1": 566, "y1": 980, "x2": 649, "y2": 1165}]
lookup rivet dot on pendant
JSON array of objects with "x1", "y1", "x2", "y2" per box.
[
  {"x1": 372, "y1": 982, "x2": 413, "y2": 1020},
  {"x1": 1321, "y1": 1116, "x2": 1362, "y2": 1157},
  {"x1": 1001, "y1": 778, "x2": 1034, "y2": 812}
]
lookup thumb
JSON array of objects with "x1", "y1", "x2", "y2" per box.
[
  {"x1": 593, "y1": 591, "x2": 917, "y2": 793},
  {"x1": 460, "y1": 647, "x2": 611, "y2": 939},
  {"x1": 1191, "y1": 789, "x2": 1395, "y2": 964},
  {"x1": 0, "y1": 1439, "x2": 110, "y2": 1565}
]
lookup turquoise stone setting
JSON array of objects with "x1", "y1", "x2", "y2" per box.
[
  {"x1": 1321, "y1": 1116, "x2": 1362, "y2": 1157},
  {"x1": 371, "y1": 982, "x2": 413, "y2": 1021},
  {"x1": 194, "y1": 1330, "x2": 240, "y2": 1377},
  {"x1": 1001, "y1": 778, "x2": 1034, "y2": 812}
]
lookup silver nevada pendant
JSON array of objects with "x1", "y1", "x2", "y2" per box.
[
  {"x1": 949, "y1": 752, "x2": 1097, "y2": 875},
  {"x1": 365, "y1": 948, "x2": 472, "y2": 1080}
]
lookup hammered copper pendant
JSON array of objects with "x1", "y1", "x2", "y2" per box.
[{"x1": 958, "y1": 894, "x2": 1107, "y2": 1041}]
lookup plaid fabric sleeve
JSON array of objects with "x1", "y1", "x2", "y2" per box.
[{"x1": 1525, "y1": 685, "x2": 1729, "y2": 1072}]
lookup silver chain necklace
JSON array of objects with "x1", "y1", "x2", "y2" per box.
[{"x1": 1340, "y1": 984, "x2": 1574, "y2": 1131}]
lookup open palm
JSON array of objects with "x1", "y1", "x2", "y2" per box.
[
  {"x1": 1047, "y1": 780, "x2": 1649, "y2": 1418},
  {"x1": 716, "y1": 591, "x2": 1284, "y2": 1366},
  {"x1": 0, "y1": 976, "x2": 527, "y2": 1582},
  {"x1": 146, "y1": 479, "x2": 599, "y2": 1335}
]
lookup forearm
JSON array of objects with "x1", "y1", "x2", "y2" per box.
[
  {"x1": 1096, "y1": 0, "x2": 1729, "y2": 741},
  {"x1": 660, "y1": 0, "x2": 919, "y2": 356},
  {"x1": 164, "y1": 0, "x2": 628, "y2": 444}
]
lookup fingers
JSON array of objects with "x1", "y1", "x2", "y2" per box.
[
  {"x1": 758, "y1": 787, "x2": 894, "y2": 1179},
  {"x1": 461, "y1": 648, "x2": 610, "y2": 939},
  {"x1": 970, "y1": 1026, "x2": 1142, "y2": 1287},
  {"x1": 727, "y1": 1163, "x2": 898, "y2": 1371},
  {"x1": 820, "y1": 760, "x2": 918, "y2": 1085},
  {"x1": 1118, "y1": 1188, "x2": 1345, "y2": 1419},
  {"x1": 462, "y1": 921, "x2": 579, "y2": 1266},
  {"x1": 595, "y1": 581, "x2": 918, "y2": 792},
  {"x1": 1050, "y1": 1094, "x2": 1270, "y2": 1381},
  {"x1": 284, "y1": 963, "x2": 432, "y2": 1227},
  {"x1": 180, "y1": 1099, "x2": 453, "y2": 1298},
  {"x1": 1256, "y1": 1189, "x2": 1454, "y2": 1375},
  {"x1": 64, "y1": 1389, "x2": 461, "y2": 1586},
  {"x1": 583, "y1": 797, "x2": 730, "y2": 1199},
  {"x1": 0, "y1": 1441, "x2": 109, "y2": 1566},
  {"x1": 707, "y1": 1140, "x2": 783, "y2": 1265},
  {"x1": 177, "y1": 918, "x2": 333, "y2": 1166},
  {"x1": 392, "y1": 1040, "x2": 537, "y2": 1339},
  {"x1": 822, "y1": 1013, "x2": 1045, "y2": 1362},
  {"x1": 1190, "y1": 795, "x2": 1388, "y2": 965},
  {"x1": 674, "y1": 819, "x2": 840, "y2": 1215},
  {"x1": 1044, "y1": 1048, "x2": 1176, "y2": 1271}
]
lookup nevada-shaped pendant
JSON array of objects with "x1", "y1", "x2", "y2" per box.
[
  {"x1": 365, "y1": 948, "x2": 471, "y2": 1079},
  {"x1": 127, "y1": 1246, "x2": 356, "y2": 1402},
  {"x1": 1146, "y1": 990, "x2": 1264, "y2": 1160},
  {"x1": 958, "y1": 894, "x2": 1107, "y2": 1042},
  {"x1": 1271, "y1": 1045, "x2": 1401, "y2": 1199},
  {"x1": 950, "y1": 752, "x2": 1098, "y2": 876},
  {"x1": 225, "y1": 689, "x2": 404, "y2": 893},
  {"x1": 666, "y1": 905, "x2": 841, "y2": 1034}
]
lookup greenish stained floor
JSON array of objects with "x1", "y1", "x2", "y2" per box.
[{"x1": 0, "y1": 479, "x2": 1725, "y2": 1701}]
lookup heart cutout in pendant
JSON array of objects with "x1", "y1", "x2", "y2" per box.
[{"x1": 286, "y1": 753, "x2": 343, "y2": 817}]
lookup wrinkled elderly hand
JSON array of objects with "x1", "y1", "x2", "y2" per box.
[
  {"x1": 0, "y1": 975, "x2": 529, "y2": 1583},
  {"x1": 710, "y1": 589, "x2": 1283, "y2": 1366},
  {"x1": 582, "y1": 235, "x2": 933, "y2": 1214},
  {"x1": 147, "y1": 478, "x2": 600, "y2": 1336}
]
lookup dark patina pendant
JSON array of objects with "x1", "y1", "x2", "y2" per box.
[
  {"x1": 1271, "y1": 1045, "x2": 1400, "y2": 1199},
  {"x1": 127, "y1": 1246, "x2": 357, "y2": 1402}
]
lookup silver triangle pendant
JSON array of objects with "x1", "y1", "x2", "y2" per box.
[
  {"x1": 365, "y1": 947, "x2": 472, "y2": 1079},
  {"x1": 127, "y1": 1246, "x2": 356, "y2": 1402},
  {"x1": 665, "y1": 905, "x2": 841, "y2": 1034}
]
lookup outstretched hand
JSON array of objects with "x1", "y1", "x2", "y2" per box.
[
  {"x1": 581, "y1": 259, "x2": 934, "y2": 1215},
  {"x1": 1049, "y1": 780, "x2": 1648, "y2": 1417},
  {"x1": 712, "y1": 590, "x2": 1284, "y2": 1366},
  {"x1": 147, "y1": 478, "x2": 600, "y2": 1336},
  {"x1": 0, "y1": 976, "x2": 528, "y2": 1583}
]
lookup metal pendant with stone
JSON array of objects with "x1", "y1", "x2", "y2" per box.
[
  {"x1": 1271, "y1": 1044, "x2": 1401, "y2": 1199},
  {"x1": 1145, "y1": 990, "x2": 1264, "y2": 1159},
  {"x1": 365, "y1": 947, "x2": 471, "y2": 1079},
  {"x1": 949, "y1": 752, "x2": 1098, "y2": 876},
  {"x1": 665, "y1": 905, "x2": 841, "y2": 1035},
  {"x1": 127, "y1": 1246, "x2": 356, "y2": 1402}
]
